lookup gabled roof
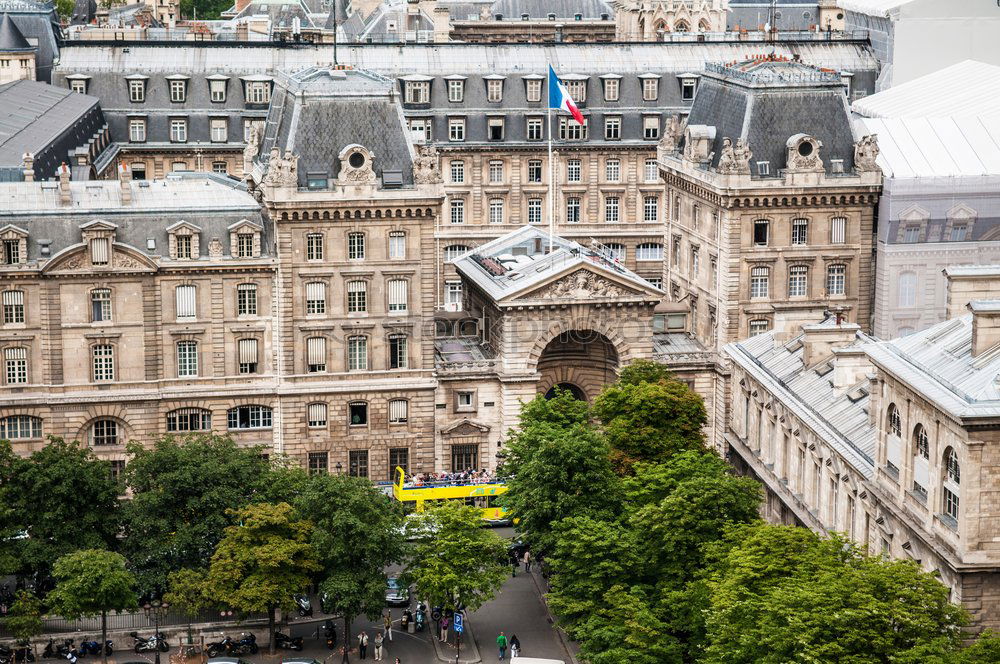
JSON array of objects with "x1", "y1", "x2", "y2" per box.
[
  {"x1": 864, "y1": 314, "x2": 1000, "y2": 421},
  {"x1": 451, "y1": 225, "x2": 662, "y2": 304},
  {"x1": 851, "y1": 60, "x2": 1000, "y2": 119}
]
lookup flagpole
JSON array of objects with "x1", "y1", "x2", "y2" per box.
[{"x1": 547, "y1": 104, "x2": 554, "y2": 253}]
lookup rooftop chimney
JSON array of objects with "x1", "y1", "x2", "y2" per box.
[
  {"x1": 831, "y1": 346, "x2": 870, "y2": 389},
  {"x1": 118, "y1": 162, "x2": 132, "y2": 204},
  {"x1": 943, "y1": 265, "x2": 1000, "y2": 320},
  {"x1": 969, "y1": 300, "x2": 1000, "y2": 358},
  {"x1": 21, "y1": 152, "x2": 33, "y2": 182},
  {"x1": 800, "y1": 318, "x2": 860, "y2": 367},
  {"x1": 58, "y1": 163, "x2": 71, "y2": 205}
]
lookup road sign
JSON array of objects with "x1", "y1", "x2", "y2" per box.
[{"x1": 453, "y1": 613, "x2": 464, "y2": 633}]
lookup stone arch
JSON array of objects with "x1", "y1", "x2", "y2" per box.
[{"x1": 535, "y1": 330, "x2": 620, "y2": 402}]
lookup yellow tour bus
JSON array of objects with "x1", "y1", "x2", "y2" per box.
[{"x1": 392, "y1": 467, "x2": 509, "y2": 525}]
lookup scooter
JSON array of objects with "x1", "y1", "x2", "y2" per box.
[
  {"x1": 273, "y1": 632, "x2": 303, "y2": 651},
  {"x1": 42, "y1": 640, "x2": 77, "y2": 663},
  {"x1": 415, "y1": 605, "x2": 426, "y2": 632},
  {"x1": 293, "y1": 594, "x2": 312, "y2": 617},
  {"x1": 129, "y1": 632, "x2": 169, "y2": 654},
  {"x1": 11, "y1": 641, "x2": 35, "y2": 663},
  {"x1": 322, "y1": 620, "x2": 337, "y2": 650}
]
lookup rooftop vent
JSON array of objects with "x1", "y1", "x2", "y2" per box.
[
  {"x1": 574, "y1": 13, "x2": 582, "y2": 20},
  {"x1": 382, "y1": 170, "x2": 403, "y2": 188},
  {"x1": 521, "y1": 13, "x2": 529, "y2": 20}
]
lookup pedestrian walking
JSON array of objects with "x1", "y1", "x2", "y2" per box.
[
  {"x1": 439, "y1": 615, "x2": 450, "y2": 643},
  {"x1": 384, "y1": 610, "x2": 393, "y2": 641},
  {"x1": 496, "y1": 632, "x2": 507, "y2": 660},
  {"x1": 523, "y1": 551, "x2": 531, "y2": 572},
  {"x1": 511, "y1": 553, "x2": 518, "y2": 577},
  {"x1": 358, "y1": 631, "x2": 369, "y2": 660},
  {"x1": 509, "y1": 634, "x2": 521, "y2": 659},
  {"x1": 373, "y1": 632, "x2": 384, "y2": 661}
]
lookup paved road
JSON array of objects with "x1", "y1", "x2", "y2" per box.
[{"x1": 469, "y1": 570, "x2": 568, "y2": 663}]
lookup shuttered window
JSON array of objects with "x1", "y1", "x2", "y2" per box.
[
  {"x1": 175, "y1": 285, "x2": 197, "y2": 319},
  {"x1": 237, "y1": 283, "x2": 257, "y2": 316},
  {"x1": 347, "y1": 281, "x2": 367, "y2": 313},
  {"x1": 831, "y1": 217, "x2": 846, "y2": 244},
  {"x1": 307, "y1": 403, "x2": 328, "y2": 427},
  {"x1": 176, "y1": 340, "x2": 198, "y2": 377},
  {"x1": 4, "y1": 347, "x2": 26, "y2": 384},
  {"x1": 387, "y1": 279, "x2": 407, "y2": 313},
  {"x1": 306, "y1": 336, "x2": 326, "y2": 372},
  {"x1": 90, "y1": 238, "x2": 109, "y2": 265},
  {"x1": 306, "y1": 282, "x2": 326, "y2": 315},
  {"x1": 388, "y1": 399, "x2": 408, "y2": 424},
  {"x1": 2, "y1": 290, "x2": 24, "y2": 324},
  {"x1": 238, "y1": 338, "x2": 258, "y2": 374},
  {"x1": 91, "y1": 289, "x2": 112, "y2": 322}
]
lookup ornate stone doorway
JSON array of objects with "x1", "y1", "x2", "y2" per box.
[{"x1": 537, "y1": 330, "x2": 619, "y2": 402}]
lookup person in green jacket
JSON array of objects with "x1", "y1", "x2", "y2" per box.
[{"x1": 497, "y1": 632, "x2": 508, "y2": 660}]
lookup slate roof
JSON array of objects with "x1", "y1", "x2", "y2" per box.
[
  {"x1": 0, "y1": 0, "x2": 59, "y2": 81},
  {"x1": 865, "y1": 313, "x2": 1000, "y2": 421},
  {"x1": 257, "y1": 67, "x2": 414, "y2": 188},
  {"x1": 452, "y1": 225, "x2": 662, "y2": 303},
  {"x1": 0, "y1": 80, "x2": 108, "y2": 180},
  {"x1": 0, "y1": 13, "x2": 31, "y2": 50},
  {"x1": 683, "y1": 58, "x2": 857, "y2": 173},
  {"x1": 489, "y1": 0, "x2": 611, "y2": 19},
  {"x1": 0, "y1": 173, "x2": 268, "y2": 262},
  {"x1": 233, "y1": 0, "x2": 316, "y2": 29},
  {"x1": 725, "y1": 322, "x2": 877, "y2": 478}
]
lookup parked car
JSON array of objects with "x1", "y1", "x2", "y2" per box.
[
  {"x1": 281, "y1": 659, "x2": 321, "y2": 664},
  {"x1": 385, "y1": 578, "x2": 409, "y2": 606},
  {"x1": 207, "y1": 658, "x2": 252, "y2": 664}
]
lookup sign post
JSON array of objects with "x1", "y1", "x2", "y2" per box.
[{"x1": 453, "y1": 613, "x2": 464, "y2": 663}]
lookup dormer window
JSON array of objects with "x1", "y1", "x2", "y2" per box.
[
  {"x1": 486, "y1": 78, "x2": 504, "y2": 103},
  {"x1": 0, "y1": 226, "x2": 27, "y2": 265},
  {"x1": 67, "y1": 75, "x2": 89, "y2": 94},
  {"x1": 641, "y1": 76, "x2": 660, "y2": 101},
  {"x1": 167, "y1": 222, "x2": 201, "y2": 260},
  {"x1": 90, "y1": 238, "x2": 109, "y2": 265},
  {"x1": 244, "y1": 81, "x2": 270, "y2": 104},
  {"x1": 447, "y1": 79, "x2": 464, "y2": 102},
  {"x1": 2, "y1": 240, "x2": 18, "y2": 264},
  {"x1": 209, "y1": 78, "x2": 227, "y2": 103},
  {"x1": 128, "y1": 78, "x2": 146, "y2": 102},
  {"x1": 404, "y1": 81, "x2": 430, "y2": 104},
  {"x1": 602, "y1": 77, "x2": 619, "y2": 102},
  {"x1": 562, "y1": 78, "x2": 586, "y2": 103},
  {"x1": 169, "y1": 79, "x2": 186, "y2": 103},
  {"x1": 525, "y1": 78, "x2": 542, "y2": 102},
  {"x1": 680, "y1": 76, "x2": 698, "y2": 101},
  {"x1": 228, "y1": 220, "x2": 262, "y2": 259}
]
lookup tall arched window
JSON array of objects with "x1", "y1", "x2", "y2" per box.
[
  {"x1": 912, "y1": 424, "x2": 929, "y2": 500},
  {"x1": 887, "y1": 404, "x2": 901, "y2": 437},
  {"x1": 0, "y1": 415, "x2": 41, "y2": 439},
  {"x1": 885, "y1": 404, "x2": 902, "y2": 474},
  {"x1": 942, "y1": 447, "x2": 960, "y2": 522}
]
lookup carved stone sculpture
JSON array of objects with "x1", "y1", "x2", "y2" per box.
[
  {"x1": 658, "y1": 114, "x2": 684, "y2": 153},
  {"x1": 243, "y1": 124, "x2": 261, "y2": 164},
  {"x1": 718, "y1": 137, "x2": 752, "y2": 174},
  {"x1": 532, "y1": 269, "x2": 636, "y2": 300},
  {"x1": 412, "y1": 144, "x2": 442, "y2": 184},
  {"x1": 263, "y1": 148, "x2": 299, "y2": 187},
  {"x1": 337, "y1": 145, "x2": 377, "y2": 185},
  {"x1": 854, "y1": 134, "x2": 880, "y2": 172},
  {"x1": 208, "y1": 237, "x2": 224, "y2": 258}
]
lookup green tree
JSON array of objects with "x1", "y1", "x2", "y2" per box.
[
  {"x1": 3, "y1": 591, "x2": 43, "y2": 642},
  {"x1": 294, "y1": 474, "x2": 406, "y2": 661},
  {"x1": 163, "y1": 568, "x2": 210, "y2": 644},
  {"x1": 501, "y1": 423, "x2": 621, "y2": 556},
  {"x1": 545, "y1": 516, "x2": 640, "y2": 636},
  {"x1": 6, "y1": 438, "x2": 120, "y2": 582},
  {"x1": 179, "y1": 0, "x2": 233, "y2": 20},
  {"x1": 55, "y1": 0, "x2": 75, "y2": 22},
  {"x1": 576, "y1": 585, "x2": 683, "y2": 664},
  {"x1": 0, "y1": 441, "x2": 25, "y2": 577},
  {"x1": 203, "y1": 503, "x2": 319, "y2": 654},
  {"x1": 701, "y1": 524, "x2": 968, "y2": 663},
  {"x1": 593, "y1": 376, "x2": 707, "y2": 471},
  {"x1": 622, "y1": 450, "x2": 732, "y2": 507},
  {"x1": 403, "y1": 502, "x2": 507, "y2": 616},
  {"x1": 47, "y1": 550, "x2": 137, "y2": 664},
  {"x1": 122, "y1": 434, "x2": 273, "y2": 594},
  {"x1": 615, "y1": 359, "x2": 676, "y2": 386},
  {"x1": 954, "y1": 631, "x2": 1000, "y2": 663}
]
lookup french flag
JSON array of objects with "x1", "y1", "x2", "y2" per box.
[{"x1": 548, "y1": 65, "x2": 584, "y2": 125}]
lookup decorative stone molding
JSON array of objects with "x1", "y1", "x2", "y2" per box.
[
  {"x1": 786, "y1": 134, "x2": 824, "y2": 173},
  {"x1": 336, "y1": 144, "x2": 377, "y2": 186},
  {"x1": 717, "y1": 137, "x2": 752, "y2": 175},
  {"x1": 412, "y1": 144, "x2": 442, "y2": 185},
  {"x1": 527, "y1": 269, "x2": 640, "y2": 300},
  {"x1": 263, "y1": 148, "x2": 299, "y2": 187},
  {"x1": 854, "y1": 134, "x2": 879, "y2": 172}
]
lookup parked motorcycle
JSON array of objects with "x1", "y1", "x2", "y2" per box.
[
  {"x1": 129, "y1": 632, "x2": 169, "y2": 654},
  {"x1": 293, "y1": 594, "x2": 312, "y2": 618},
  {"x1": 42, "y1": 639, "x2": 77, "y2": 663},
  {"x1": 273, "y1": 632, "x2": 302, "y2": 651},
  {"x1": 11, "y1": 641, "x2": 35, "y2": 663},
  {"x1": 322, "y1": 620, "x2": 337, "y2": 650},
  {"x1": 204, "y1": 636, "x2": 227, "y2": 659},
  {"x1": 76, "y1": 639, "x2": 113, "y2": 658},
  {"x1": 205, "y1": 633, "x2": 256, "y2": 658}
]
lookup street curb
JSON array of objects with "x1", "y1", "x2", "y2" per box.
[
  {"x1": 527, "y1": 570, "x2": 580, "y2": 664},
  {"x1": 430, "y1": 619, "x2": 481, "y2": 664}
]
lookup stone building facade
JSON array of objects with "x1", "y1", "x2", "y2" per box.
[
  {"x1": 613, "y1": 0, "x2": 729, "y2": 39},
  {"x1": 657, "y1": 58, "x2": 882, "y2": 347},
  {"x1": 725, "y1": 304, "x2": 1000, "y2": 632}
]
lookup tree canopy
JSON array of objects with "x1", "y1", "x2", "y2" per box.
[
  {"x1": 122, "y1": 434, "x2": 273, "y2": 594},
  {"x1": 403, "y1": 502, "x2": 508, "y2": 614}
]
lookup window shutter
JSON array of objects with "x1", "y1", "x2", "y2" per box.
[
  {"x1": 90, "y1": 238, "x2": 109, "y2": 264},
  {"x1": 5, "y1": 347, "x2": 25, "y2": 361},
  {"x1": 238, "y1": 338, "x2": 258, "y2": 364},
  {"x1": 913, "y1": 455, "x2": 929, "y2": 488},
  {"x1": 886, "y1": 434, "x2": 902, "y2": 468},
  {"x1": 176, "y1": 285, "x2": 196, "y2": 318},
  {"x1": 831, "y1": 217, "x2": 846, "y2": 244},
  {"x1": 348, "y1": 281, "x2": 365, "y2": 294},
  {"x1": 307, "y1": 336, "x2": 326, "y2": 365},
  {"x1": 389, "y1": 399, "x2": 408, "y2": 423},
  {"x1": 308, "y1": 403, "x2": 327, "y2": 423},
  {"x1": 3, "y1": 290, "x2": 23, "y2": 306},
  {"x1": 306, "y1": 281, "x2": 326, "y2": 301}
]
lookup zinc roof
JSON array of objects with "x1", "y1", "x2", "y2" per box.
[
  {"x1": 837, "y1": 0, "x2": 915, "y2": 18},
  {"x1": 851, "y1": 60, "x2": 1000, "y2": 119},
  {"x1": 865, "y1": 314, "x2": 1000, "y2": 421},
  {"x1": 725, "y1": 324, "x2": 877, "y2": 478},
  {"x1": 0, "y1": 79, "x2": 100, "y2": 167}
]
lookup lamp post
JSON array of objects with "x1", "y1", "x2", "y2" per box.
[{"x1": 142, "y1": 600, "x2": 170, "y2": 664}]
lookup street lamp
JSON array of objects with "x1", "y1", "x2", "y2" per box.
[{"x1": 142, "y1": 600, "x2": 170, "y2": 664}]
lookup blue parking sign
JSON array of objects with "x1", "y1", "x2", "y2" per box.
[{"x1": 453, "y1": 613, "x2": 464, "y2": 633}]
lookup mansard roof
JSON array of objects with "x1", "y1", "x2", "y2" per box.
[{"x1": 0, "y1": 13, "x2": 31, "y2": 51}]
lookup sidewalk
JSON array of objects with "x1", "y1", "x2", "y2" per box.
[
  {"x1": 430, "y1": 619, "x2": 481, "y2": 664},
  {"x1": 526, "y1": 568, "x2": 580, "y2": 664}
]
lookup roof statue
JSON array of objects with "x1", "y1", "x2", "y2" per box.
[
  {"x1": 243, "y1": 123, "x2": 262, "y2": 175},
  {"x1": 854, "y1": 134, "x2": 879, "y2": 172},
  {"x1": 717, "y1": 137, "x2": 752, "y2": 174},
  {"x1": 532, "y1": 269, "x2": 635, "y2": 300},
  {"x1": 412, "y1": 144, "x2": 441, "y2": 185},
  {"x1": 658, "y1": 114, "x2": 683, "y2": 153},
  {"x1": 263, "y1": 148, "x2": 299, "y2": 187}
]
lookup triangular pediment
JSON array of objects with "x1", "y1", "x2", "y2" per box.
[
  {"x1": 441, "y1": 418, "x2": 490, "y2": 436},
  {"x1": 513, "y1": 266, "x2": 654, "y2": 303}
]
